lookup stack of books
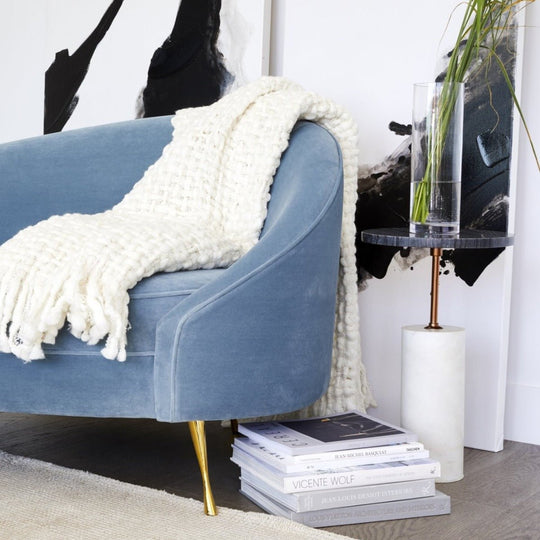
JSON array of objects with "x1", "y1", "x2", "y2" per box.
[{"x1": 231, "y1": 410, "x2": 450, "y2": 528}]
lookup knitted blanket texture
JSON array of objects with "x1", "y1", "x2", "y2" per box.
[{"x1": 0, "y1": 77, "x2": 373, "y2": 414}]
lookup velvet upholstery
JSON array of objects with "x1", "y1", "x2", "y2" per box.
[{"x1": 0, "y1": 116, "x2": 344, "y2": 423}]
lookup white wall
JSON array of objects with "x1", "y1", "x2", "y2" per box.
[
  {"x1": 505, "y1": 2, "x2": 540, "y2": 446},
  {"x1": 269, "y1": 0, "x2": 534, "y2": 449},
  {"x1": 270, "y1": 0, "x2": 463, "y2": 166}
]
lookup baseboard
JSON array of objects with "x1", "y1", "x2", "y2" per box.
[{"x1": 504, "y1": 382, "x2": 540, "y2": 445}]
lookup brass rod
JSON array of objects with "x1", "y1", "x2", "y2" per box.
[
  {"x1": 188, "y1": 420, "x2": 218, "y2": 516},
  {"x1": 426, "y1": 247, "x2": 443, "y2": 330}
]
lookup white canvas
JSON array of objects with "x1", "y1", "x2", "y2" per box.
[{"x1": 0, "y1": 0, "x2": 270, "y2": 142}]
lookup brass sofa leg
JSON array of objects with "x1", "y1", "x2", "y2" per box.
[{"x1": 188, "y1": 420, "x2": 218, "y2": 516}]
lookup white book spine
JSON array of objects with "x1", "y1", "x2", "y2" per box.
[
  {"x1": 234, "y1": 438, "x2": 428, "y2": 473},
  {"x1": 285, "y1": 451, "x2": 430, "y2": 473},
  {"x1": 292, "y1": 442, "x2": 425, "y2": 464},
  {"x1": 281, "y1": 460, "x2": 440, "y2": 493},
  {"x1": 242, "y1": 470, "x2": 436, "y2": 512},
  {"x1": 232, "y1": 447, "x2": 441, "y2": 494}
]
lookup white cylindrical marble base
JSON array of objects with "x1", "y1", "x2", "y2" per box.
[{"x1": 401, "y1": 325, "x2": 465, "y2": 482}]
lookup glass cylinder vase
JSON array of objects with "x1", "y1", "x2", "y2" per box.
[{"x1": 409, "y1": 82, "x2": 464, "y2": 236}]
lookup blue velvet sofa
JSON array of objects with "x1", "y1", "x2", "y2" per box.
[{"x1": 0, "y1": 116, "x2": 344, "y2": 514}]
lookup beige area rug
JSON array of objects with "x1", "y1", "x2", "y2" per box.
[{"x1": 0, "y1": 451, "x2": 349, "y2": 540}]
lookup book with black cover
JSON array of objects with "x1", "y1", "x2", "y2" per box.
[{"x1": 237, "y1": 410, "x2": 417, "y2": 455}]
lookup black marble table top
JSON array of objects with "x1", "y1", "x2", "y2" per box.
[{"x1": 361, "y1": 227, "x2": 514, "y2": 249}]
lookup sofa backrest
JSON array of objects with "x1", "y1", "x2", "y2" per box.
[
  {"x1": 0, "y1": 116, "x2": 174, "y2": 245},
  {"x1": 0, "y1": 117, "x2": 343, "y2": 250}
]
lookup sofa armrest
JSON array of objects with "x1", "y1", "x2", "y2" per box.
[
  {"x1": 0, "y1": 116, "x2": 173, "y2": 244},
  {"x1": 154, "y1": 122, "x2": 344, "y2": 422}
]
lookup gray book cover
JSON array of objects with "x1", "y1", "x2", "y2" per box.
[
  {"x1": 241, "y1": 470, "x2": 436, "y2": 512},
  {"x1": 241, "y1": 481, "x2": 451, "y2": 527}
]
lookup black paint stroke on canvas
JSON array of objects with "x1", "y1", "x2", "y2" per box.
[
  {"x1": 140, "y1": 0, "x2": 233, "y2": 117},
  {"x1": 43, "y1": 0, "x2": 124, "y2": 134},
  {"x1": 356, "y1": 23, "x2": 517, "y2": 287},
  {"x1": 355, "y1": 125, "x2": 411, "y2": 282}
]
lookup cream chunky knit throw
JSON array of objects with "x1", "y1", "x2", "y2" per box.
[{"x1": 0, "y1": 77, "x2": 373, "y2": 414}]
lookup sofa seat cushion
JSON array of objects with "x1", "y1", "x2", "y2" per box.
[
  {"x1": 0, "y1": 267, "x2": 226, "y2": 418},
  {"x1": 42, "y1": 268, "x2": 225, "y2": 357}
]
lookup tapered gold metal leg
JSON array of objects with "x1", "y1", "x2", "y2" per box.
[{"x1": 188, "y1": 420, "x2": 218, "y2": 516}]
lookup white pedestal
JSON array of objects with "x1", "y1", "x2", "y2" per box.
[{"x1": 401, "y1": 325, "x2": 465, "y2": 482}]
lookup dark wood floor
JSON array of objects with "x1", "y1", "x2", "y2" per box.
[{"x1": 1, "y1": 413, "x2": 539, "y2": 539}]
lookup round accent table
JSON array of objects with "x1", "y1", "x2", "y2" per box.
[
  {"x1": 361, "y1": 228, "x2": 514, "y2": 329},
  {"x1": 360, "y1": 228, "x2": 514, "y2": 482}
]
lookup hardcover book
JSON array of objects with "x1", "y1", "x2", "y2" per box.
[
  {"x1": 241, "y1": 481, "x2": 451, "y2": 527},
  {"x1": 233, "y1": 436, "x2": 428, "y2": 473},
  {"x1": 237, "y1": 410, "x2": 417, "y2": 455},
  {"x1": 232, "y1": 446, "x2": 441, "y2": 493},
  {"x1": 241, "y1": 469, "x2": 436, "y2": 512}
]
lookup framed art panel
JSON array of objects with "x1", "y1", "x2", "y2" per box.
[
  {"x1": 0, "y1": 0, "x2": 271, "y2": 142},
  {"x1": 273, "y1": 0, "x2": 525, "y2": 451}
]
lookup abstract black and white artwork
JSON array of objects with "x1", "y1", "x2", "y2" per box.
[
  {"x1": 0, "y1": 0, "x2": 270, "y2": 142},
  {"x1": 270, "y1": 0, "x2": 526, "y2": 450},
  {"x1": 355, "y1": 18, "x2": 520, "y2": 287}
]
